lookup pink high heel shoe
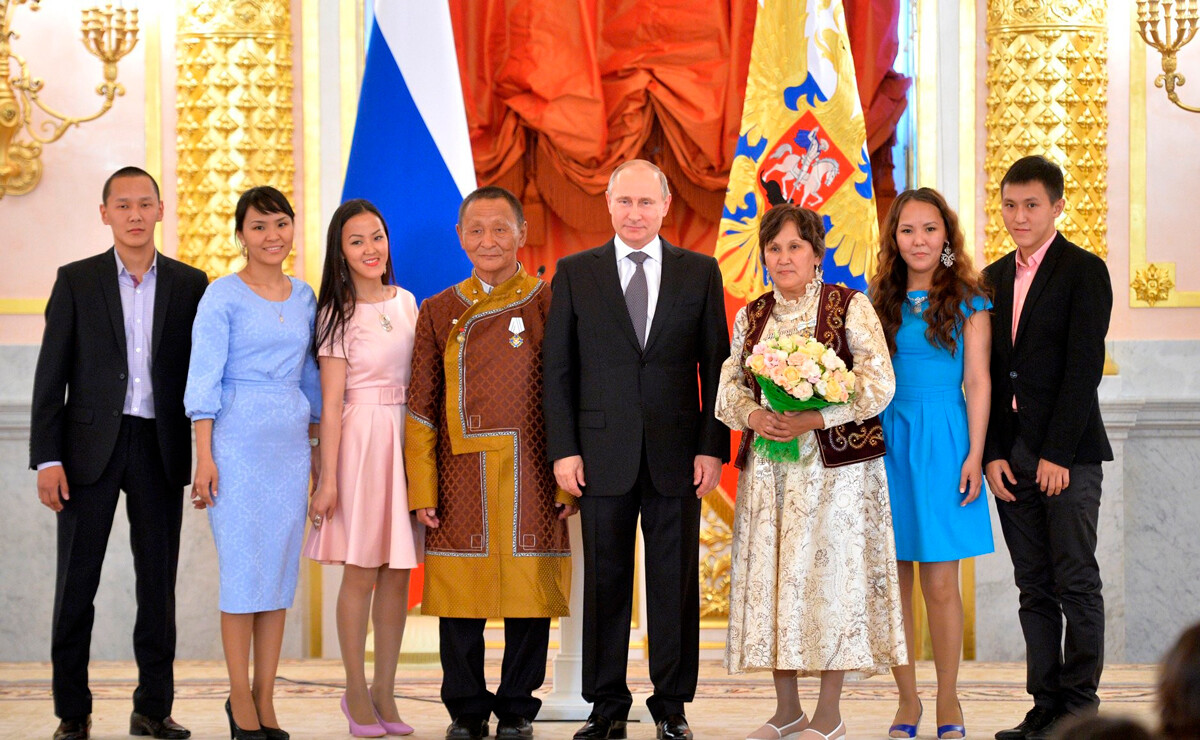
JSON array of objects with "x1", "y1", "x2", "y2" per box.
[
  {"x1": 370, "y1": 699, "x2": 415, "y2": 736},
  {"x1": 341, "y1": 694, "x2": 385, "y2": 738}
]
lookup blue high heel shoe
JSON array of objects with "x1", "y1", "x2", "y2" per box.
[
  {"x1": 889, "y1": 702, "x2": 922, "y2": 739},
  {"x1": 937, "y1": 702, "x2": 966, "y2": 740}
]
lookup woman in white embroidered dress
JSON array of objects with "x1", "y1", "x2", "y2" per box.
[{"x1": 716, "y1": 204, "x2": 906, "y2": 740}]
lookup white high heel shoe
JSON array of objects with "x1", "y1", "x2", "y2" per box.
[
  {"x1": 797, "y1": 720, "x2": 846, "y2": 740},
  {"x1": 746, "y1": 712, "x2": 809, "y2": 740}
]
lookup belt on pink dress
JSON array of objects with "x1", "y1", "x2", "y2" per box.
[{"x1": 343, "y1": 386, "x2": 407, "y2": 405}]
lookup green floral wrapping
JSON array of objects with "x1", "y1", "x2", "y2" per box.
[{"x1": 751, "y1": 375, "x2": 841, "y2": 463}]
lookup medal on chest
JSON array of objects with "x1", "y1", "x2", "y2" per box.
[{"x1": 508, "y1": 316, "x2": 525, "y2": 348}]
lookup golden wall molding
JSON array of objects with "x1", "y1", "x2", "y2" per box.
[
  {"x1": 0, "y1": 298, "x2": 45, "y2": 314},
  {"x1": 699, "y1": 490, "x2": 734, "y2": 623},
  {"x1": 300, "y1": 0, "x2": 323, "y2": 657},
  {"x1": 984, "y1": 0, "x2": 1109, "y2": 263},
  {"x1": 1128, "y1": 13, "x2": 1200, "y2": 308},
  {"x1": 144, "y1": 6, "x2": 162, "y2": 191},
  {"x1": 175, "y1": 0, "x2": 295, "y2": 280}
]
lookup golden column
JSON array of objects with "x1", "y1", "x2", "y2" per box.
[
  {"x1": 984, "y1": 1, "x2": 1108, "y2": 262},
  {"x1": 176, "y1": 0, "x2": 295, "y2": 279}
]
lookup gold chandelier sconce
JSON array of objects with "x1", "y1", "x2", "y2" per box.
[
  {"x1": 1136, "y1": 0, "x2": 1200, "y2": 113},
  {"x1": 0, "y1": 0, "x2": 139, "y2": 198}
]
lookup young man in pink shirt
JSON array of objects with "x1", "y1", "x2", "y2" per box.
[{"x1": 982, "y1": 156, "x2": 1113, "y2": 740}]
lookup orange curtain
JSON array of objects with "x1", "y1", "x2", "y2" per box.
[
  {"x1": 844, "y1": 0, "x2": 913, "y2": 222},
  {"x1": 448, "y1": 0, "x2": 908, "y2": 274}
]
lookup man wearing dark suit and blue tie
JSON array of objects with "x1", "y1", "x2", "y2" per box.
[
  {"x1": 543, "y1": 160, "x2": 730, "y2": 740},
  {"x1": 30, "y1": 167, "x2": 209, "y2": 740},
  {"x1": 982, "y1": 156, "x2": 1113, "y2": 740}
]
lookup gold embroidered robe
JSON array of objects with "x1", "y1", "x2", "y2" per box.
[{"x1": 405, "y1": 267, "x2": 575, "y2": 618}]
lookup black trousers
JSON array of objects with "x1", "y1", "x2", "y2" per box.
[
  {"x1": 52, "y1": 416, "x2": 183, "y2": 720},
  {"x1": 996, "y1": 434, "x2": 1104, "y2": 714},
  {"x1": 578, "y1": 456, "x2": 701, "y2": 722},
  {"x1": 439, "y1": 617, "x2": 550, "y2": 721}
]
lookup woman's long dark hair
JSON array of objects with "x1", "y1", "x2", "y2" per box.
[
  {"x1": 869, "y1": 188, "x2": 988, "y2": 357},
  {"x1": 314, "y1": 199, "x2": 395, "y2": 358}
]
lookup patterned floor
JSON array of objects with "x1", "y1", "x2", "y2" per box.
[{"x1": 0, "y1": 660, "x2": 1161, "y2": 740}]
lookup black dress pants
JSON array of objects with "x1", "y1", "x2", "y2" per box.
[
  {"x1": 578, "y1": 457, "x2": 701, "y2": 722},
  {"x1": 52, "y1": 416, "x2": 183, "y2": 720},
  {"x1": 439, "y1": 616, "x2": 550, "y2": 721},
  {"x1": 997, "y1": 435, "x2": 1104, "y2": 714}
]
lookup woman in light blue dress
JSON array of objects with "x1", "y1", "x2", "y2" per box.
[
  {"x1": 185, "y1": 186, "x2": 321, "y2": 740},
  {"x1": 869, "y1": 188, "x2": 992, "y2": 740}
]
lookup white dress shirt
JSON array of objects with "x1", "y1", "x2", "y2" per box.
[{"x1": 614, "y1": 235, "x2": 663, "y2": 344}]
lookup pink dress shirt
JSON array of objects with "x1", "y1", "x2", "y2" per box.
[{"x1": 1010, "y1": 233, "x2": 1056, "y2": 409}]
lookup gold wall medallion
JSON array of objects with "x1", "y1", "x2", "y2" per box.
[
  {"x1": 1131, "y1": 263, "x2": 1175, "y2": 306},
  {"x1": 175, "y1": 0, "x2": 295, "y2": 279},
  {"x1": 984, "y1": 0, "x2": 1109, "y2": 263}
]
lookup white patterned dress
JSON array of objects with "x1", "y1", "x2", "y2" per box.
[{"x1": 715, "y1": 279, "x2": 907, "y2": 677}]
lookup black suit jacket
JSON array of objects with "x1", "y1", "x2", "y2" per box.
[
  {"x1": 30, "y1": 248, "x2": 209, "y2": 487},
  {"x1": 982, "y1": 233, "x2": 1113, "y2": 468},
  {"x1": 543, "y1": 238, "x2": 730, "y2": 497}
]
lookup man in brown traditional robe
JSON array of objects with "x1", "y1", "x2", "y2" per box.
[{"x1": 406, "y1": 186, "x2": 578, "y2": 740}]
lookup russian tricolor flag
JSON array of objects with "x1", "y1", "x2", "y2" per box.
[{"x1": 342, "y1": 2, "x2": 477, "y2": 304}]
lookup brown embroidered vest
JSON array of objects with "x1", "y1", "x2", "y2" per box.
[{"x1": 733, "y1": 283, "x2": 886, "y2": 470}]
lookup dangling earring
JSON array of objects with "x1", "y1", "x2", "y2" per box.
[
  {"x1": 237, "y1": 239, "x2": 247, "y2": 259},
  {"x1": 815, "y1": 265, "x2": 825, "y2": 282},
  {"x1": 940, "y1": 241, "x2": 956, "y2": 267},
  {"x1": 340, "y1": 257, "x2": 350, "y2": 283}
]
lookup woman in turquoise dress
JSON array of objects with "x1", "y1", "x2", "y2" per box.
[
  {"x1": 185, "y1": 186, "x2": 321, "y2": 739},
  {"x1": 869, "y1": 188, "x2": 992, "y2": 740}
]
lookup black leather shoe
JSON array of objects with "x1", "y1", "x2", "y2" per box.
[
  {"x1": 1027, "y1": 712, "x2": 1077, "y2": 740},
  {"x1": 573, "y1": 714, "x2": 628, "y2": 740},
  {"x1": 53, "y1": 717, "x2": 91, "y2": 740},
  {"x1": 446, "y1": 715, "x2": 489, "y2": 740},
  {"x1": 259, "y1": 727, "x2": 289, "y2": 740},
  {"x1": 496, "y1": 715, "x2": 534, "y2": 739},
  {"x1": 656, "y1": 714, "x2": 693, "y2": 740},
  {"x1": 996, "y1": 706, "x2": 1060, "y2": 740},
  {"x1": 130, "y1": 711, "x2": 192, "y2": 739}
]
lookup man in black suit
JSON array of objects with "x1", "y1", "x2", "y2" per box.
[
  {"x1": 982, "y1": 156, "x2": 1113, "y2": 740},
  {"x1": 30, "y1": 167, "x2": 209, "y2": 740},
  {"x1": 543, "y1": 160, "x2": 729, "y2": 740}
]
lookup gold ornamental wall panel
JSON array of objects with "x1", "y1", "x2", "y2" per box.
[
  {"x1": 699, "y1": 492, "x2": 734, "y2": 622},
  {"x1": 984, "y1": 0, "x2": 1109, "y2": 263},
  {"x1": 176, "y1": 0, "x2": 295, "y2": 279}
]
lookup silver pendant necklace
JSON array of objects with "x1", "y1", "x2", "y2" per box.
[
  {"x1": 907, "y1": 293, "x2": 928, "y2": 315},
  {"x1": 363, "y1": 292, "x2": 393, "y2": 331}
]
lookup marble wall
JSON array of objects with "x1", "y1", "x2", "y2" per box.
[{"x1": 0, "y1": 347, "x2": 305, "y2": 661}]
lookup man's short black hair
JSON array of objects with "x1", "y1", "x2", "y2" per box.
[
  {"x1": 102, "y1": 166, "x2": 160, "y2": 204},
  {"x1": 458, "y1": 186, "x2": 524, "y2": 227},
  {"x1": 1001, "y1": 155, "x2": 1064, "y2": 203}
]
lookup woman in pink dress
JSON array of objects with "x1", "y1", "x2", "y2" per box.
[{"x1": 305, "y1": 199, "x2": 420, "y2": 737}]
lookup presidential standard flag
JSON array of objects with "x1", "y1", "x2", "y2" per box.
[
  {"x1": 341, "y1": 1, "x2": 477, "y2": 304},
  {"x1": 716, "y1": 0, "x2": 879, "y2": 299}
]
